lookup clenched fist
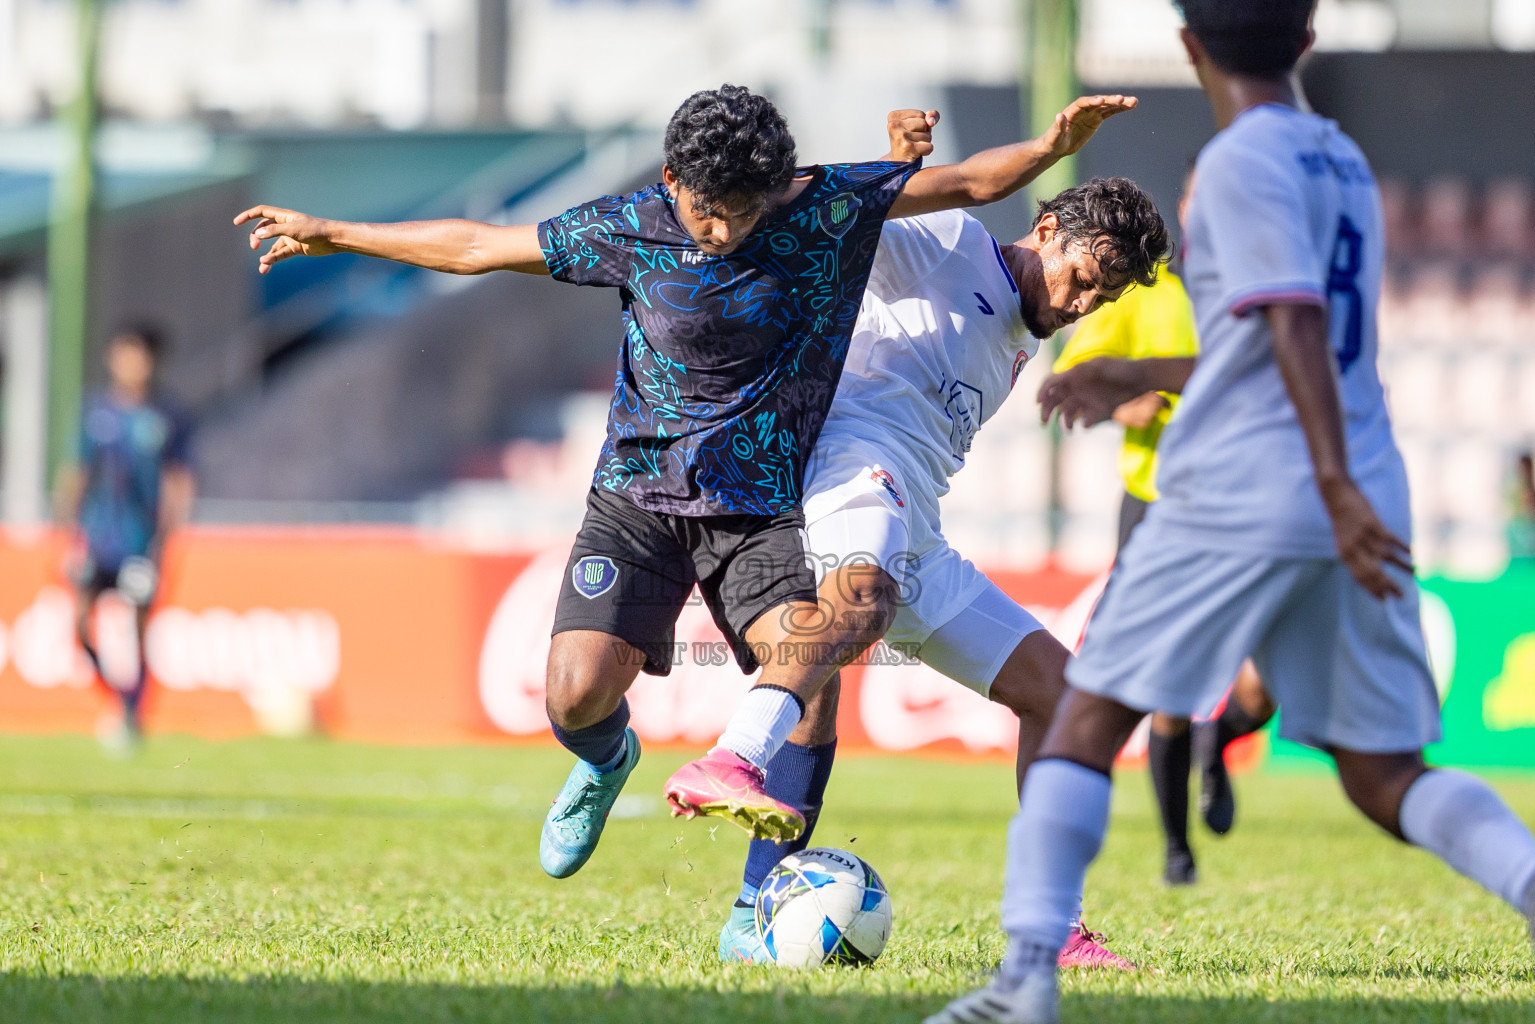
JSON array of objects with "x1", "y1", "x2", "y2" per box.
[{"x1": 886, "y1": 109, "x2": 940, "y2": 163}]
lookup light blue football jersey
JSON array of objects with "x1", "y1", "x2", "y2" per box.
[{"x1": 1153, "y1": 103, "x2": 1411, "y2": 558}]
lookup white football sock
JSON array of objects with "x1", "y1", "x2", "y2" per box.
[
  {"x1": 999, "y1": 760, "x2": 1111, "y2": 984},
  {"x1": 1399, "y1": 769, "x2": 1535, "y2": 910},
  {"x1": 713, "y1": 686, "x2": 804, "y2": 770}
]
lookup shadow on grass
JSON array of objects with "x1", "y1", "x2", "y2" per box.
[{"x1": 1, "y1": 975, "x2": 1531, "y2": 1024}]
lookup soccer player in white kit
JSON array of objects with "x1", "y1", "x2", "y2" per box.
[
  {"x1": 929, "y1": 2, "x2": 1535, "y2": 1021},
  {"x1": 717, "y1": 175, "x2": 1171, "y2": 968}
]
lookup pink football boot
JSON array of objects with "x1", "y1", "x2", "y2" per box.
[
  {"x1": 663, "y1": 748, "x2": 805, "y2": 842},
  {"x1": 1057, "y1": 921, "x2": 1138, "y2": 971}
]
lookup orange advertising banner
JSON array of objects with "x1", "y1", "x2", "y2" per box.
[{"x1": 0, "y1": 527, "x2": 1118, "y2": 758}]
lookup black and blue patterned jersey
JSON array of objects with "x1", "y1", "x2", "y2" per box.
[
  {"x1": 538, "y1": 160, "x2": 920, "y2": 516},
  {"x1": 77, "y1": 393, "x2": 192, "y2": 569}
]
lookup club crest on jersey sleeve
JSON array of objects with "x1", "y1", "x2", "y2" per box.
[
  {"x1": 572, "y1": 556, "x2": 618, "y2": 599},
  {"x1": 1011, "y1": 350, "x2": 1029, "y2": 390},
  {"x1": 870, "y1": 469, "x2": 905, "y2": 508}
]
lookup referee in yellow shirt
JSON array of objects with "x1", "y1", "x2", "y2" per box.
[
  {"x1": 1054, "y1": 264, "x2": 1195, "y2": 549},
  {"x1": 1052, "y1": 263, "x2": 1274, "y2": 887}
]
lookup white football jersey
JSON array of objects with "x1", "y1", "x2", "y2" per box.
[
  {"x1": 1155, "y1": 103, "x2": 1410, "y2": 557},
  {"x1": 814, "y1": 209, "x2": 1039, "y2": 507}
]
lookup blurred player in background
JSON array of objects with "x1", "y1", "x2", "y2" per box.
[
  {"x1": 932, "y1": 2, "x2": 1535, "y2": 1020},
  {"x1": 1509, "y1": 451, "x2": 1535, "y2": 560},
  {"x1": 1050, "y1": 177, "x2": 1274, "y2": 887},
  {"x1": 238, "y1": 85, "x2": 1141, "y2": 884},
  {"x1": 718, "y1": 173, "x2": 1169, "y2": 968},
  {"x1": 55, "y1": 325, "x2": 194, "y2": 748}
]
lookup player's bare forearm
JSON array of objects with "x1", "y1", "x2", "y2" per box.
[
  {"x1": 890, "y1": 138, "x2": 1057, "y2": 217},
  {"x1": 1267, "y1": 302, "x2": 1411, "y2": 597},
  {"x1": 1267, "y1": 303, "x2": 1350, "y2": 494},
  {"x1": 235, "y1": 206, "x2": 549, "y2": 276},
  {"x1": 325, "y1": 219, "x2": 549, "y2": 275},
  {"x1": 1132, "y1": 356, "x2": 1196, "y2": 394},
  {"x1": 888, "y1": 95, "x2": 1136, "y2": 218}
]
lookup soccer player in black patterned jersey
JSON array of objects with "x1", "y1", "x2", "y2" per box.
[{"x1": 238, "y1": 85, "x2": 1139, "y2": 881}]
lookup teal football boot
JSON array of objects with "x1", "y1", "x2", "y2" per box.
[
  {"x1": 539, "y1": 728, "x2": 640, "y2": 879},
  {"x1": 718, "y1": 902, "x2": 770, "y2": 963}
]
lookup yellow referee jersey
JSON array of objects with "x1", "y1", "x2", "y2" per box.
[{"x1": 1052, "y1": 269, "x2": 1198, "y2": 502}]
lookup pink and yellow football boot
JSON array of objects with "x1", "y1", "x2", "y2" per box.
[
  {"x1": 663, "y1": 748, "x2": 805, "y2": 842},
  {"x1": 1057, "y1": 921, "x2": 1138, "y2": 971}
]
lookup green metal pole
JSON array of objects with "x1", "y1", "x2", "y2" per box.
[
  {"x1": 1024, "y1": 0, "x2": 1078, "y2": 559},
  {"x1": 810, "y1": 0, "x2": 835, "y2": 65},
  {"x1": 1029, "y1": 0, "x2": 1078, "y2": 209},
  {"x1": 47, "y1": 0, "x2": 100, "y2": 490}
]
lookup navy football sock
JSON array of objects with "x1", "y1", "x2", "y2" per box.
[
  {"x1": 549, "y1": 700, "x2": 630, "y2": 771},
  {"x1": 739, "y1": 739, "x2": 837, "y2": 904}
]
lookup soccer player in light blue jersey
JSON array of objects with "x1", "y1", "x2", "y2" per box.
[{"x1": 930, "y1": 2, "x2": 1535, "y2": 1021}]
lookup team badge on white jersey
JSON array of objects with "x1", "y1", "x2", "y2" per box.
[{"x1": 816, "y1": 209, "x2": 1039, "y2": 504}]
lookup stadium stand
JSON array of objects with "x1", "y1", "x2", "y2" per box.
[
  {"x1": 1375, "y1": 176, "x2": 1535, "y2": 577},
  {"x1": 431, "y1": 173, "x2": 1534, "y2": 580}
]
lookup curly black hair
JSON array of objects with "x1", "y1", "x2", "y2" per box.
[
  {"x1": 1176, "y1": 0, "x2": 1316, "y2": 79},
  {"x1": 663, "y1": 85, "x2": 797, "y2": 207},
  {"x1": 1033, "y1": 177, "x2": 1170, "y2": 290}
]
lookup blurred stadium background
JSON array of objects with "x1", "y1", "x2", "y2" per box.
[{"x1": 0, "y1": 0, "x2": 1532, "y2": 769}]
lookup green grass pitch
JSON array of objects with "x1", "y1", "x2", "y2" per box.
[{"x1": 0, "y1": 735, "x2": 1530, "y2": 1023}]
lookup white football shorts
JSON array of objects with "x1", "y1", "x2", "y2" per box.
[
  {"x1": 802, "y1": 439, "x2": 1045, "y2": 696},
  {"x1": 1068, "y1": 512, "x2": 1442, "y2": 753}
]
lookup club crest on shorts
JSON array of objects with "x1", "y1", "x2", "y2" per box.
[
  {"x1": 870, "y1": 468, "x2": 904, "y2": 508},
  {"x1": 572, "y1": 556, "x2": 618, "y2": 599},
  {"x1": 817, "y1": 192, "x2": 862, "y2": 239}
]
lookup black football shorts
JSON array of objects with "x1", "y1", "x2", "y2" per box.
[{"x1": 552, "y1": 488, "x2": 818, "y2": 674}]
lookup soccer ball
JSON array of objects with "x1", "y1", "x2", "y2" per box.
[{"x1": 754, "y1": 847, "x2": 892, "y2": 968}]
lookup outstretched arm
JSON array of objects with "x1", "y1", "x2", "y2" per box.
[
  {"x1": 1038, "y1": 356, "x2": 1195, "y2": 429},
  {"x1": 1267, "y1": 302, "x2": 1411, "y2": 599},
  {"x1": 888, "y1": 95, "x2": 1136, "y2": 219},
  {"x1": 234, "y1": 207, "x2": 550, "y2": 276}
]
